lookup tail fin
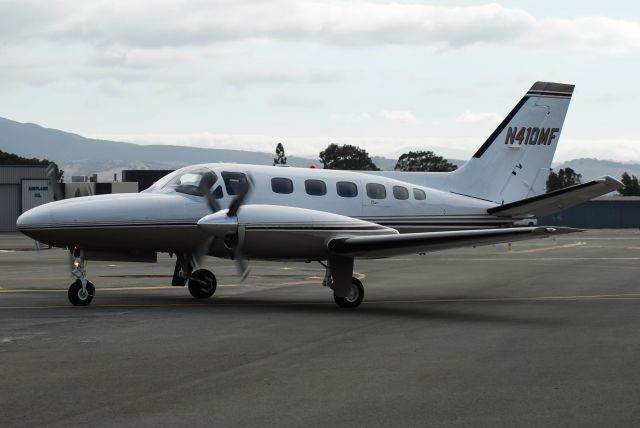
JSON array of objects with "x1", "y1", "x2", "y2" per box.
[{"x1": 450, "y1": 82, "x2": 574, "y2": 204}]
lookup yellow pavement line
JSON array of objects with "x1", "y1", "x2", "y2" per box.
[
  {"x1": 0, "y1": 278, "x2": 324, "y2": 294},
  {"x1": 506, "y1": 241, "x2": 587, "y2": 254}
]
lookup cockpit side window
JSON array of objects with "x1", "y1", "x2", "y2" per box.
[
  {"x1": 222, "y1": 172, "x2": 247, "y2": 196},
  {"x1": 160, "y1": 167, "x2": 217, "y2": 196}
]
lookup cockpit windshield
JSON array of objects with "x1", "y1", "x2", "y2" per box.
[{"x1": 146, "y1": 166, "x2": 217, "y2": 196}]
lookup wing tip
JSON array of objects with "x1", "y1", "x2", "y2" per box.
[
  {"x1": 595, "y1": 175, "x2": 624, "y2": 190},
  {"x1": 533, "y1": 226, "x2": 584, "y2": 234}
]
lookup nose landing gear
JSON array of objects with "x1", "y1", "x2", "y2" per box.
[
  {"x1": 68, "y1": 279, "x2": 95, "y2": 306},
  {"x1": 68, "y1": 247, "x2": 94, "y2": 306}
]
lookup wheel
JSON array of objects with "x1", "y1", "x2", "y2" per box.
[
  {"x1": 188, "y1": 269, "x2": 217, "y2": 299},
  {"x1": 334, "y1": 277, "x2": 364, "y2": 308},
  {"x1": 68, "y1": 280, "x2": 95, "y2": 306}
]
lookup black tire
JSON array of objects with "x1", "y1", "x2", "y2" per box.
[
  {"x1": 334, "y1": 277, "x2": 364, "y2": 308},
  {"x1": 188, "y1": 269, "x2": 217, "y2": 299},
  {"x1": 68, "y1": 280, "x2": 95, "y2": 306}
]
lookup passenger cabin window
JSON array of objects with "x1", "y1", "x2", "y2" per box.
[
  {"x1": 222, "y1": 172, "x2": 247, "y2": 196},
  {"x1": 305, "y1": 179, "x2": 326, "y2": 196},
  {"x1": 271, "y1": 177, "x2": 294, "y2": 194},
  {"x1": 337, "y1": 181, "x2": 358, "y2": 198},
  {"x1": 366, "y1": 183, "x2": 386, "y2": 199},
  {"x1": 393, "y1": 186, "x2": 409, "y2": 200},
  {"x1": 413, "y1": 188, "x2": 426, "y2": 200}
]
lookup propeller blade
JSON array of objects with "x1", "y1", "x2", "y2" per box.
[
  {"x1": 205, "y1": 192, "x2": 222, "y2": 213},
  {"x1": 232, "y1": 230, "x2": 250, "y2": 281},
  {"x1": 235, "y1": 252, "x2": 251, "y2": 282},
  {"x1": 227, "y1": 175, "x2": 252, "y2": 217},
  {"x1": 197, "y1": 173, "x2": 253, "y2": 281},
  {"x1": 193, "y1": 236, "x2": 215, "y2": 268},
  {"x1": 197, "y1": 171, "x2": 222, "y2": 212}
]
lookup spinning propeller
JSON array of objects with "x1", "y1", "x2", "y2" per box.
[{"x1": 198, "y1": 173, "x2": 253, "y2": 281}]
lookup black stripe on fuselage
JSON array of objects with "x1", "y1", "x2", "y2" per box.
[{"x1": 243, "y1": 225, "x2": 387, "y2": 231}]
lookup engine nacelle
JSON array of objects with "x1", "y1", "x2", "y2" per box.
[{"x1": 198, "y1": 204, "x2": 397, "y2": 260}]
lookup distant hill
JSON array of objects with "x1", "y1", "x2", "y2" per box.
[
  {"x1": 0, "y1": 117, "x2": 327, "y2": 179},
  {"x1": 0, "y1": 116, "x2": 411, "y2": 179},
  {"x1": 1, "y1": 116, "x2": 634, "y2": 182}
]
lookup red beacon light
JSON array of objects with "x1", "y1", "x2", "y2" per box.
[{"x1": 309, "y1": 165, "x2": 316, "y2": 168}]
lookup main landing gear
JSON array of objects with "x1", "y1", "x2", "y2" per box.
[
  {"x1": 188, "y1": 269, "x2": 217, "y2": 299},
  {"x1": 321, "y1": 258, "x2": 364, "y2": 308},
  {"x1": 173, "y1": 253, "x2": 217, "y2": 300},
  {"x1": 68, "y1": 247, "x2": 94, "y2": 306},
  {"x1": 333, "y1": 277, "x2": 364, "y2": 308}
]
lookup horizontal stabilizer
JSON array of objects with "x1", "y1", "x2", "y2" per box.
[
  {"x1": 487, "y1": 176, "x2": 622, "y2": 217},
  {"x1": 328, "y1": 227, "x2": 578, "y2": 258}
]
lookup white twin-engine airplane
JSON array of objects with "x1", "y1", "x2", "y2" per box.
[{"x1": 17, "y1": 82, "x2": 621, "y2": 308}]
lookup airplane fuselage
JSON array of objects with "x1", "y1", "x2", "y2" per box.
[{"x1": 17, "y1": 163, "x2": 510, "y2": 258}]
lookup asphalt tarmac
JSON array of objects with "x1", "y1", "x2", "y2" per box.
[{"x1": 2, "y1": 230, "x2": 640, "y2": 427}]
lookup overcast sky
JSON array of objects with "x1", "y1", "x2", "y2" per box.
[{"x1": 1, "y1": 0, "x2": 639, "y2": 162}]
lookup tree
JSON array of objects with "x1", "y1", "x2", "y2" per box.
[
  {"x1": 620, "y1": 172, "x2": 640, "y2": 196},
  {"x1": 546, "y1": 167, "x2": 582, "y2": 193},
  {"x1": 319, "y1": 144, "x2": 379, "y2": 170},
  {"x1": 0, "y1": 150, "x2": 63, "y2": 181},
  {"x1": 273, "y1": 142, "x2": 287, "y2": 166},
  {"x1": 394, "y1": 150, "x2": 457, "y2": 172}
]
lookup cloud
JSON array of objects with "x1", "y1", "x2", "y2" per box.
[
  {"x1": 455, "y1": 110, "x2": 502, "y2": 123},
  {"x1": 222, "y1": 69, "x2": 342, "y2": 88},
  {"x1": 3, "y1": 1, "x2": 639, "y2": 53},
  {"x1": 380, "y1": 110, "x2": 417, "y2": 125},
  {"x1": 330, "y1": 112, "x2": 372, "y2": 123}
]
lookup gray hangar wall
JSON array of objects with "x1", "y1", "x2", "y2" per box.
[
  {"x1": 0, "y1": 166, "x2": 51, "y2": 232},
  {"x1": 539, "y1": 197, "x2": 640, "y2": 228}
]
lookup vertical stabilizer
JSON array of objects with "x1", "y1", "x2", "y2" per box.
[{"x1": 449, "y1": 82, "x2": 574, "y2": 204}]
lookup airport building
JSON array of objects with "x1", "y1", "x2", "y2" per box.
[
  {"x1": 122, "y1": 169, "x2": 174, "y2": 191},
  {"x1": 539, "y1": 196, "x2": 640, "y2": 228},
  {"x1": 0, "y1": 165, "x2": 53, "y2": 231}
]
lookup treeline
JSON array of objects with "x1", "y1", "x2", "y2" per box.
[
  {"x1": 275, "y1": 143, "x2": 640, "y2": 196},
  {"x1": 0, "y1": 150, "x2": 64, "y2": 181},
  {"x1": 274, "y1": 142, "x2": 457, "y2": 172},
  {"x1": 546, "y1": 167, "x2": 640, "y2": 195}
]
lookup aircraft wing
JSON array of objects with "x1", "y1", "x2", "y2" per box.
[
  {"x1": 327, "y1": 226, "x2": 578, "y2": 258},
  {"x1": 487, "y1": 176, "x2": 622, "y2": 218}
]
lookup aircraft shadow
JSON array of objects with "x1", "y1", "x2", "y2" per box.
[{"x1": 89, "y1": 293, "x2": 562, "y2": 327}]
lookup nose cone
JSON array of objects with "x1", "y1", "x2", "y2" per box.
[
  {"x1": 16, "y1": 202, "x2": 56, "y2": 241},
  {"x1": 17, "y1": 205, "x2": 53, "y2": 227}
]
